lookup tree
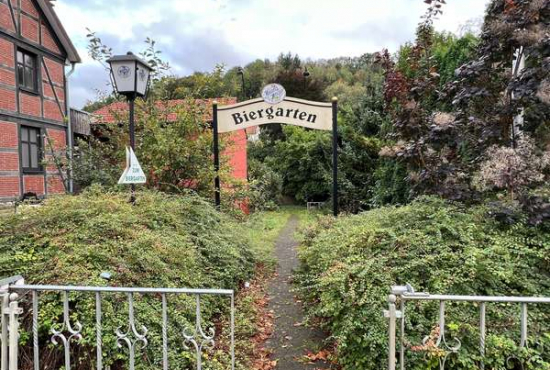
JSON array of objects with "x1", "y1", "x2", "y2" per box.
[
  {"x1": 474, "y1": 136, "x2": 550, "y2": 200},
  {"x1": 75, "y1": 99, "x2": 233, "y2": 197},
  {"x1": 266, "y1": 125, "x2": 332, "y2": 203},
  {"x1": 376, "y1": 0, "x2": 549, "y2": 211},
  {"x1": 152, "y1": 65, "x2": 236, "y2": 100},
  {"x1": 261, "y1": 53, "x2": 328, "y2": 142}
]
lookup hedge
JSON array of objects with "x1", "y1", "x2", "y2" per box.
[
  {"x1": 0, "y1": 187, "x2": 255, "y2": 370},
  {"x1": 295, "y1": 197, "x2": 550, "y2": 369}
]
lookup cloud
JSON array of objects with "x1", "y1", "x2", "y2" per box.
[
  {"x1": 68, "y1": 63, "x2": 111, "y2": 108},
  {"x1": 54, "y1": 0, "x2": 491, "y2": 108},
  {"x1": 130, "y1": 21, "x2": 254, "y2": 74}
]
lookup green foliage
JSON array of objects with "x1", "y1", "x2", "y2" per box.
[
  {"x1": 378, "y1": 27, "x2": 482, "y2": 200},
  {"x1": 86, "y1": 30, "x2": 170, "y2": 83},
  {"x1": 0, "y1": 188, "x2": 256, "y2": 369},
  {"x1": 295, "y1": 197, "x2": 550, "y2": 369},
  {"x1": 338, "y1": 118, "x2": 382, "y2": 212},
  {"x1": 246, "y1": 53, "x2": 388, "y2": 211},
  {"x1": 248, "y1": 159, "x2": 283, "y2": 212},
  {"x1": 240, "y1": 207, "x2": 296, "y2": 269},
  {"x1": 371, "y1": 158, "x2": 410, "y2": 206},
  {"x1": 72, "y1": 137, "x2": 121, "y2": 188},
  {"x1": 266, "y1": 125, "x2": 332, "y2": 203},
  {"x1": 153, "y1": 65, "x2": 235, "y2": 100},
  {"x1": 431, "y1": 32, "x2": 479, "y2": 87},
  {"x1": 379, "y1": 0, "x2": 549, "y2": 204},
  {"x1": 76, "y1": 99, "x2": 235, "y2": 198},
  {"x1": 396, "y1": 32, "x2": 478, "y2": 91}
]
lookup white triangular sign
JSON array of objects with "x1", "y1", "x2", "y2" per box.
[{"x1": 118, "y1": 146, "x2": 146, "y2": 184}]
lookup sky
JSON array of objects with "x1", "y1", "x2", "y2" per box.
[{"x1": 53, "y1": 0, "x2": 491, "y2": 109}]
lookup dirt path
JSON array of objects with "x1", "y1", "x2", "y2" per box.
[{"x1": 266, "y1": 215, "x2": 331, "y2": 370}]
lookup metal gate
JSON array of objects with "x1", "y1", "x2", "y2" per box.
[
  {"x1": 386, "y1": 285, "x2": 550, "y2": 370},
  {"x1": 0, "y1": 275, "x2": 235, "y2": 370}
]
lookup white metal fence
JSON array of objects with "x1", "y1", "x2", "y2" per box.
[
  {"x1": 386, "y1": 285, "x2": 550, "y2": 370},
  {"x1": 0, "y1": 275, "x2": 235, "y2": 370}
]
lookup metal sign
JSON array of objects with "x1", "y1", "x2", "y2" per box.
[
  {"x1": 261, "y1": 83, "x2": 286, "y2": 104},
  {"x1": 118, "y1": 146, "x2": 146, "y2": 184},
  {"x1": 217, "y1": 97, "x2": 332, "y2": 133},
  {"x1": 212, "y1": 86, "x2": 339, "y2": 216}
]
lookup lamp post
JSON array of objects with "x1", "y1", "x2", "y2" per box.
[
  {"x1": 107, "y1": 52, "x2": 152, "y2": 203},
  {"x1": 303, "y1": 66, "x2": 310, "y2": 90},
  {"x1": 237, "y1": 67, "x2": 246, "y2": 101}
]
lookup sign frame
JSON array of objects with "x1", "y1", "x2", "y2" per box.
[{"x1": 212, "y1": 89, "x2": 339, "y2": 216}]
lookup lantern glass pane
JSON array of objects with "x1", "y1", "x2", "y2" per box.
[
  {"x1": 136, "y1": 65, "x2": 150, "y2": 96},
  {"x1": 110, "y1": 60, "x2": 136, "y2": 94}
]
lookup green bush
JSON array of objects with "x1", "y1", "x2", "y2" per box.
[
  {"x1": 295, "y1": 197, "x2": 550, "y2": 369},
  {"x1": 0, "y1": 187, "x2": 255, "y2": 370},
  {"x1": 371, "y1": 158, "x2": 410, "y2": 207},
  {"x1": 248, "y1": 159, "x2": 283, "y2": 212}
]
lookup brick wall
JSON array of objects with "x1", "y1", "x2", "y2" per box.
[
  {"x1": 21, "y1": 0, "x2": 39, "y2": 18},
  {"x1": 46, "y1": 128, "x2": 66, "y2": 150},
  {"x1": 45, "y1": 128, "x2": 66, "y2": 194},
  {"x1": 43, "y1": 58, "x2": 64, "y2": 86},
  {"x1": 0, "y1": 67, "x2": 15, "y2": 86},
  {"x1": 0, "y1": 38, "x2": 14, "y2": 68},
  {"x1": 224, "y1": 130, "x2": 248, "y2": 181},
  {"x1": 55, "y1": 86, "x2": 65, "y2": 102},
  {"x1": 43, "y1": 99, "x2": 62, "y2": 121},
  {"x1": 41, "y1": 23, "x2": 61, "y2": 55},
  {"x1": 42, "y1": 58, "x2": 65, "y2": 122},
  {"x1": 42, "y1": 82, "x2": 54, "y2": 98},
  {"x1": 0, "y1": 87, "x2": 16, "y2": 111},
  {"x1": 0, "y1": 177, "x2": 20, "y2": 197},
  {"x1": 0, "y1": 39, "x2": 16, "y2": 113},
  {"x1": 0, "y1": 2, "x2": 16, "y2": 33},
  {"x1": 0, "y1": 152, "x2": 19, "y2": 171},
  {"x1": 47, "y1": 175, "x2": 64, "y2": 194},
  {"x1": 19, "y1": 92, "x2": 41, "y2": 117},
  {"x1": 0, "y1": 0, "x2": 72, "y2": 201},
  {"x1": 23, "y1": 175, "x2": 44, "y2": 195},
  {"x1": 0, "y1": 121, "x2": 17, "y2": 148},
  {"x1": 0, "y1": 120, "x2": 19, "y2": 198},
  {"x1": 21, "y1": 15, "x2": 39, "y2": 44}
]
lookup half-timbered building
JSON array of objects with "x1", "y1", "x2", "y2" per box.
[{"x1": 0, "y1": 0, "x2": 80, "y2": 202}]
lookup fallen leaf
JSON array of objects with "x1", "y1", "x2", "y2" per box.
[{"x1": 305, "y1": 349, "x2": 330, "y2": 362}]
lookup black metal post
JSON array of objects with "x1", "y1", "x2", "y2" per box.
[
  {"x1": 238, "y1": 68, "x2": 246, "y2": 101},
  {"x1": 332, "y1": 97, "x2": 338, "y2": 217},
  {"x1": 212, "y1": 101, "x2": 221, "y2": 210},
  {"x1": 129, "y1": 95, "x2": 136, "y2": 204}
]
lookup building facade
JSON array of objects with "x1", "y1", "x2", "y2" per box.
[{"x1": 0, "y1": 0, "x2": 80, "y2": 202}]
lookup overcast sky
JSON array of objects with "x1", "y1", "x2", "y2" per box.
[{"x1": 54, "y1": 0, "x2": 491, "y2": 109}]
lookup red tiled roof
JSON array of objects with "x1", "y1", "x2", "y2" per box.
[{"x1": 92, "y1": 98, "x2": 238, "y2": 124}]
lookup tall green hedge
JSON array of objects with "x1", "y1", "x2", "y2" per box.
[
  {"x1": 295, "y1": 197, "x2": 550, "y2": 369},
  {"x1": 0, "y1": 187, "x2": 255, "y2": 370}
]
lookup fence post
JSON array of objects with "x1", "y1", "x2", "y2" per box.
[
  {"x1": 8, "y1": 293, "x2": 21, "y2": 370},
  {"x1": 1, "y1": 293, "x2": 9, "y2": 370},
  {"x1": 387, "y1": 294, "x2": 397, "y2": 370}
]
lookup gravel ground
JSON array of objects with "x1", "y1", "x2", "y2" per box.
[{"x1": 265, "y1": 215, "x2": 331, "y2": 370}]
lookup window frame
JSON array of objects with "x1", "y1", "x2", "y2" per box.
[
  {"x1": 16, "y1": 49, "x2": 38, "y2": 94},
  {"x1": 20, "y1": 125, "x2": 43, "y2": 173}
]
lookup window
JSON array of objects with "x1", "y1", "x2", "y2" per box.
[
  {"x1": 17, "y1": 50, "x2": 37, "y2": 92},
  {"x1": 21, "y1": 126, "x2": 42, "y2": 172}
]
